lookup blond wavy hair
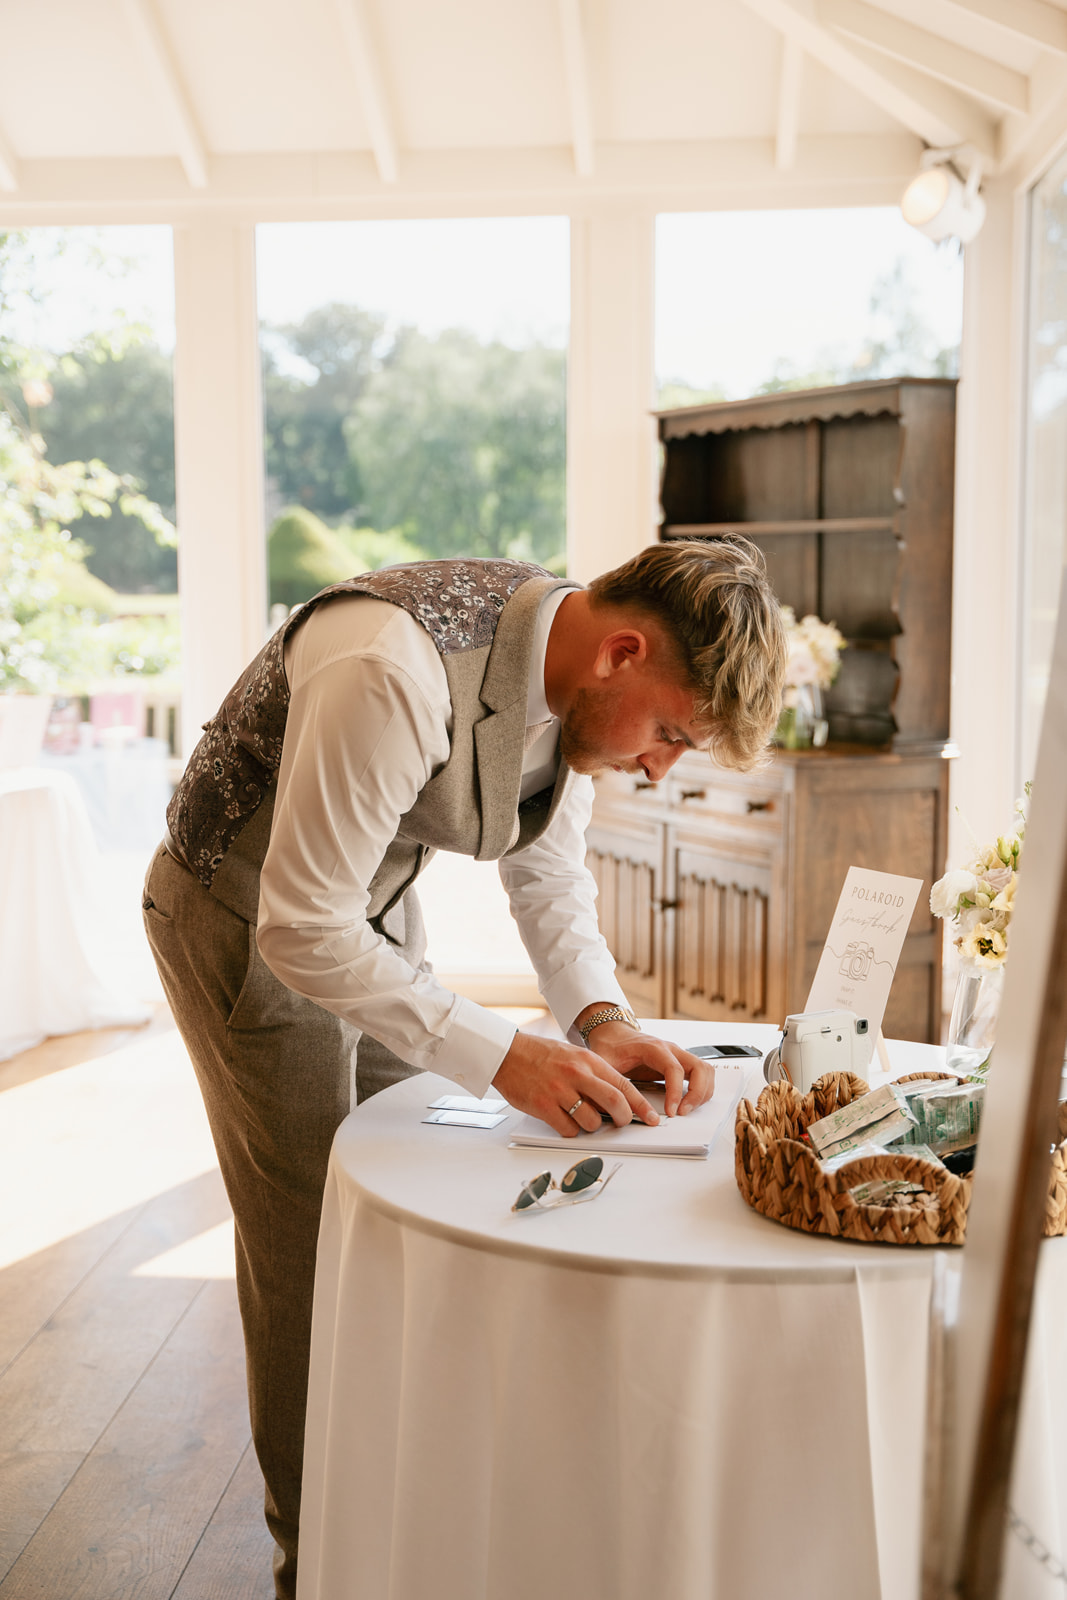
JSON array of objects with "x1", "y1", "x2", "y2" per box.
[{"x1": 587, "y1": 538, "x2": 787, "y2": 770}]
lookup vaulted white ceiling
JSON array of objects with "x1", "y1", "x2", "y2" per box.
[{"x1": 0, "y1": 0, "x2": 1063, "y2": 215}]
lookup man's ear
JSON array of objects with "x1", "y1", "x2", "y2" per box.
[{"x1": 592, "y1": 628, "x2": 650, "y2": 681}]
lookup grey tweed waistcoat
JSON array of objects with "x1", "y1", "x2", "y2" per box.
[{"x1": 166, "y1": 559, "x2": 575, "y2": 937}]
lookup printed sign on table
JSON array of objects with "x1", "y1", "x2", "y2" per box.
[{"x1": 804, "y1": 866, "x2": 924, "y2": 1062}]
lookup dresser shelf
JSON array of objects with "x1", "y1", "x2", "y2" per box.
[{"x1": 664, "y1": 517, "x2": 897, "y2": 539}]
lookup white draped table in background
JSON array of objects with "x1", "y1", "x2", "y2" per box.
[
  {"x1": 0, "y1": 768, "x2": 149, "y2": 1060},
  {"x1": 40, "y1": 737, "x2": 172, "y2": 852},
  {"x1": 298, "y1": 1022, "x2": 1067, "y2": 1600}
]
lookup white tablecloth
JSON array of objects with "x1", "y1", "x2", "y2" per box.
[
  {"x1": 299, "y1": 1022, "x2": 1067, "y2": 1600},
  {"x1": 40, "y1": 738, "x2": 172, "y2": 851},
  {"x1": 0, "y1": 768, "x2": 150, "y2": 1060}
]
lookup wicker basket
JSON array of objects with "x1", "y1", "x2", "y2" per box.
[{"x1": 734, "y1": 1070, "x2": 1067, "y2": 1247}]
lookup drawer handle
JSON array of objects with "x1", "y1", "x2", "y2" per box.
[
  {"x1": 633, "y1": 780, "x2": 657, "y2": 792},
  {"x1": 653, "y1": 898, "x2": 681, "y2": 912},
  {"x1": 679, "y1": 788, "x2": 706, "y2": 802},
  {"x1": 746, "y1": 799, "x2": 773, "y2": 813}
]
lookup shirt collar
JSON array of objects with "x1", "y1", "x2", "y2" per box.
[{"x1": 526, "y1": 584, "x2": 576, "y2": 727}]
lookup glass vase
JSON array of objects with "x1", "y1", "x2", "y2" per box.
[
  {"x1": 775, "y1": 685, "x2": 827, "y2": 750},
  {"x1": 946, "y1": 965, "x2": 1004, "y2": 1081}
]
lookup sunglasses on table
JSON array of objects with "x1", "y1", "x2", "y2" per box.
[{"x1": 512, "y1": 1155, "x2": 622, "y2": 1213}]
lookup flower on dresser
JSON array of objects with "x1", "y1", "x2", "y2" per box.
[
  {"x1": 781, "y1": 608, "x2": 846, "y2": 693},
  {"x1": 930, "y1": 787, "x2": 1030, "y2": 970}
]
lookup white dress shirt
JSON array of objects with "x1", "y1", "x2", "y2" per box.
[{"x1": 256, "y1": 589, "x2": 630, "y2": 1096}]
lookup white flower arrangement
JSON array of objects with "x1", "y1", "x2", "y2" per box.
[
  {"x1": 781, "y1": 607, "x2": 846, "y2": 697},
  {"x1": 930, "y1": 787, "x2": 1030, "y2": 970}
]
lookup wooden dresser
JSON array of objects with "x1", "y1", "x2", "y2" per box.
[
  {"x1": 588, "y1": 744, "x2": 950, "y2": 1042},
  {"x1": 588, "y1": 378, "x2": 957, "y2": 1044}
]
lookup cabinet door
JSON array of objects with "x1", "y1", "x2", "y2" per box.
[
  {"x1": 668, "y1": 830, "x2": 780, "y2": 1023},
  {"x1": 790, "y1": 757, "x2": 948, "y2": 1042},
  {"x1": 585, "y1": 812, "x2": 664, "y2": 1016}
]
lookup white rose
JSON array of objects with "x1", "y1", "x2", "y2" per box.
[
  {"x1": 785, "y1": 641, "x2": 819, "y2": 687},
  {"x1": 930, "y1": 869, "x2": 976, "y2": 920}
]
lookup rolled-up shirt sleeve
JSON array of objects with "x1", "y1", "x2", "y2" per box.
[
  {"x1": 256, "y1": 602, "x2": 516, "y2": 1095},
  {"x1": 498, "y1": 775, "x2": 631, "y2": 1044}
]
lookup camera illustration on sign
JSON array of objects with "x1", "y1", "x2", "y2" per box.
[{"x1": 839, "y1": 941, "x2": 876, "y2": 981}]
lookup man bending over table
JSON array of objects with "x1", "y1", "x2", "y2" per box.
[{"x1": 143, "y1": 537, "x2": 785, "y2": 1599}]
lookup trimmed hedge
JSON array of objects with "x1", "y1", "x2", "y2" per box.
[{"x1": 268, "y1": 507, "x2": 353, "y2": 609}]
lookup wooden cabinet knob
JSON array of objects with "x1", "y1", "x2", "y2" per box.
[
  {"x1": 746, "y1": 799, "x2": 773, "y2": 813},
  {"x1": 679, "y1": 788, "x2": 706, "y2": 801},
  {"x1": 633, "y1": 780, "x2": 656, "y2": 792}
]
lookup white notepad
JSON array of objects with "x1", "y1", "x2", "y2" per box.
[{"x1": 509, "y1": 1061, "x2": 763, "y2": 1160}]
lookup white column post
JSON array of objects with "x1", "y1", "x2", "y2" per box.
[
  {"x1": 567, "y1": 208, "x2": 658, "y2": 583},
  {"x1": 949, "y1": 178, "x2": 1025, "y2": 865},
  {"x1": 172, "y1": 219, "x2": 267, "y2": 755}
]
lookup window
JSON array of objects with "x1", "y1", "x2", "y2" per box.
[
  {"x1": 256, "y1": 218, "x2": 569, "y2": 619},
  {"x1": 255, "y1": 217, "x2": 570, "y2": 998},
  {"x1": 0, "y1": 224, "x2": 178, "y2": 788},
  {"x1": 656, "y1": 207, "x2": 962, "y2": 403},
  {"x1": 1020, "y1": 150, "x2": 1067, "y2": 783}
]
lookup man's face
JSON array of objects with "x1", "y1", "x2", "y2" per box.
[{"x1": 560, "y1": 669, "x2": 707, "y2": 781}]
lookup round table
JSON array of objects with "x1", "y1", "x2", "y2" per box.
[
  {"x1": 40, "y1": 737, "x2": 172, "y2": 852},
  {"x1": 298, "y1": 1022, "x2": 1067, "y2": 1600},
  {"x1": 0, "y1": 767, "x2": 149, "y2": 1060}
]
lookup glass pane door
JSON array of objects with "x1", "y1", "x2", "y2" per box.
[{"x1": 1021, "y1": 151, "x2": 1067, "y2": 784}]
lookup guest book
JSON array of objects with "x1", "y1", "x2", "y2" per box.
[{"x1": 510, "y1": 1060, "x2": 764, "y2": 1159}]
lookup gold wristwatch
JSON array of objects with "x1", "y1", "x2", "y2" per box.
[{"x1": 578, "y1": 1005, "x2": 641, "y2": 1044}]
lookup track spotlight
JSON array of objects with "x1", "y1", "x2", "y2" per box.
[{"x1": 901, "y1": 147, "x2": 985, "y2": 245}]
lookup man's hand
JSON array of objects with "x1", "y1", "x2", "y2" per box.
[
  {"x1": 492, "y1": 1031, "x2": 661, "y2": 1138},
  {"x1": 580, "y1": 1019, "x2": 715, "y2": 1118}
]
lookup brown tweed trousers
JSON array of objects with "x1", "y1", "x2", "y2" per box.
[{"x1": 142, "y1": 561, "x2": 574, "y2": 1600}]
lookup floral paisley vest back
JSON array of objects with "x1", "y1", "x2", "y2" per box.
[{"x1": 165, "y1": 559, "x2": 575, "y2": 935}]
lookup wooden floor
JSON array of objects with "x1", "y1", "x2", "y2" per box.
[
  {"x1": 0, "y1": 1008, "x2": 275, "y2": 1600},
  {"x1": 0, "y1": 999, "x2": 553, "y2": 1600}
]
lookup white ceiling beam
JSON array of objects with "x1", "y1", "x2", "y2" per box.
[
  {"x1": 821, "y1": 0, "x2": 1029, "y2": 114},
  {"x1": 330, "y1": 0, "x2": 399, "y2": 185},
  {"x1": 0, "y1": 119, "x2": 18, "y2": 192},
  {"x1": 556, "y1": 0, "x2": 595, "y2": 177},
  {"x1": 844, "y1": 41, "x2": 999, "y2": 155},
  {"x1": 738, "y1": 0, "x2": 997, "y2": 157},
  {"x1": 0, "y1": 137, "x2": 924, "y2": 220},
  {"x1": 119, "y1": 0, "x2": 207, "y2": 189},
  {"x1": 943, "y1": 0, "x2": 1067, "y2": 56},
  {"x1": 999, "y1": 55, "x2": 1067, "y2": 175},
  {"x1": 776, "y1": 38, "x2": 804, "y2": 170}
]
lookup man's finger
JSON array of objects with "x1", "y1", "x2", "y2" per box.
[
  {"x1": 582, "y1": 1068, "x2": 658, "y2": 1128},
  {"x1": 611, "y1": 1071, "x2": 658, "y2": 1126},
  {"x1": 677, "y1": 1051, "x2": 716, "y2": 1114},
  {"x1": 660, "y1": 1054, "x2": 688, "y2": 1117},
  {"x1": 539, "y1": 1102, "x2": 582, "y2": 1137},
  {"x1": 618, "y1": 1040, "x2": 687, "y2": 1116},
  {"x1": 569, "y1": 1096, "x2": 604, "y2": 1134},
  {"x1": 579, "y1": 1079, "x2": 634, "y2": 1126}
]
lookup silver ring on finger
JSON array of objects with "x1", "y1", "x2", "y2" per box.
[{"x1": 567, "y1": 1098, "x2": 583, "y2": 1119}]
